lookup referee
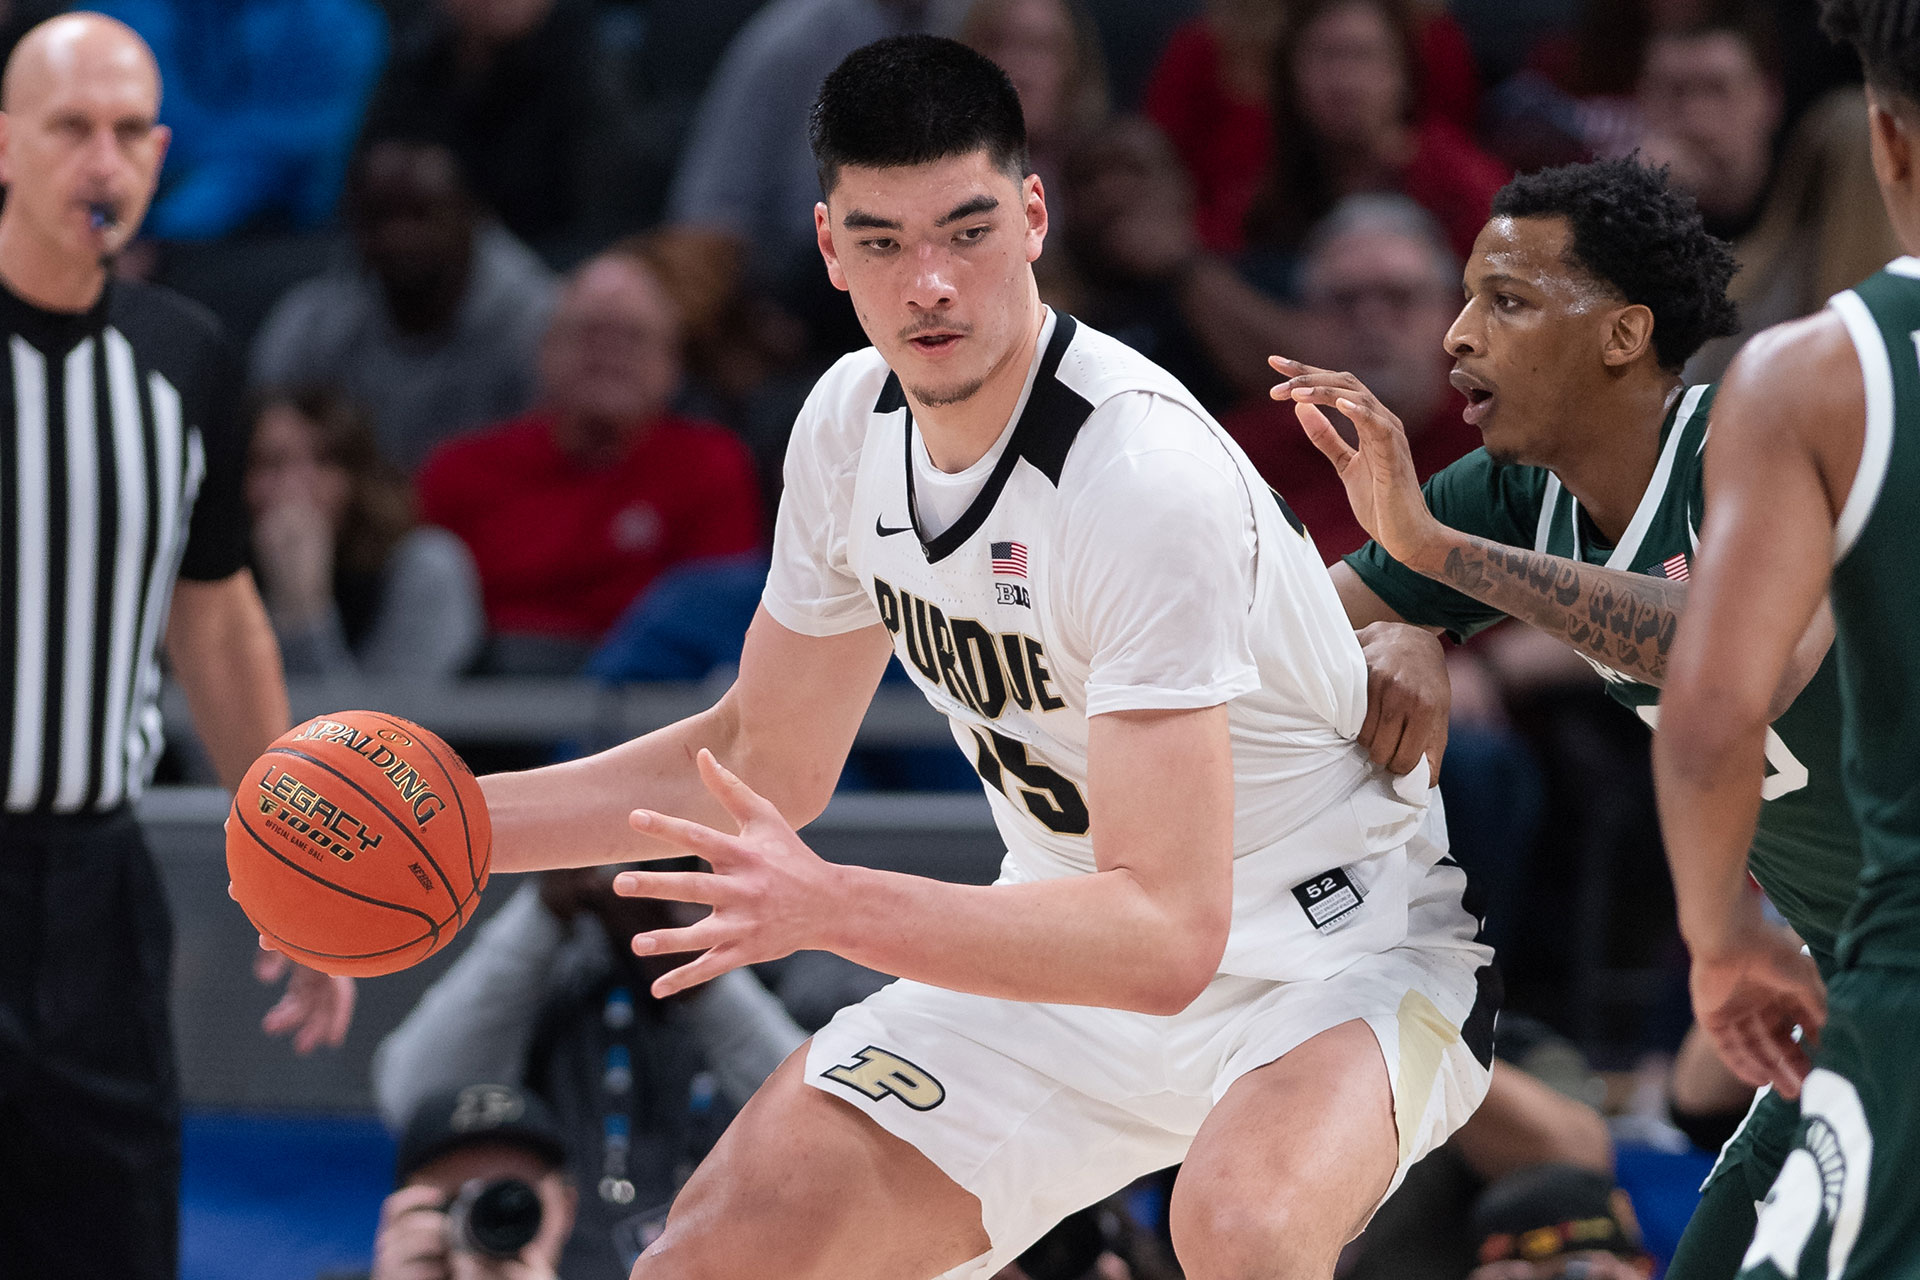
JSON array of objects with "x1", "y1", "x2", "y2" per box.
[{"x1": 0, "y1": 15, "x2": 354, "y2": 1279}]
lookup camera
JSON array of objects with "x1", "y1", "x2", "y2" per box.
[{"x1": 445, "y1": 1177, "x2": 544, "y2": 1259}]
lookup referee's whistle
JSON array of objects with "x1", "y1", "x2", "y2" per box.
[{"x1": 87, "y1": 202, "x2": 118, "y2": 232}]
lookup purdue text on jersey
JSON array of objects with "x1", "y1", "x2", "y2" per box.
[{"x1": 872, "y1": 574, "x2": 1064, "y2": 720}]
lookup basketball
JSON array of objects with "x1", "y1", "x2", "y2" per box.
[{"x1": 225, "y1": 710, "x2": 492, "y2": 977}]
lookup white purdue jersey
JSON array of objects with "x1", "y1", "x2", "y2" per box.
[{"x1": 764, "y1": 312, "x2": 1442, "y2": 981}]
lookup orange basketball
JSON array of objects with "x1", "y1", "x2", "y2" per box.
[{"x1": 225, "y1": 710, "x2": 492, "y2": 977}]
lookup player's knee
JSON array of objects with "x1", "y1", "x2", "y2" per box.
[
  {"x1": 627, "y1": 1236, "x2": 706, "y2": 1280},
  {"x1": 630, "y1": 1074, "x2": 925, "y2": 1280},
  {"x1": 630, "y1": 1220, "x2": 751, "y2": 1280},
  {"x1": 627, "y1": 1182, "x2": 730, "y2": 1280},
  {"x1": 631, "y1": 1149, "x2": 829, "y2": 1279},
  {"x1": 633, "y1": 1174, "x2": 834, "y2": 1280},
  {"x1": 1169, "y1": 1191, "x2": 1340, "y2": 1280}
]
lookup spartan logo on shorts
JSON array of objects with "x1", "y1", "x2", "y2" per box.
[
  {"x1": 821, "y1": 1046, "x2": 946, "y2": 1111},
  {"x1": 1742, "y1": 1069, "x2": 1873, "y2": 1279}
]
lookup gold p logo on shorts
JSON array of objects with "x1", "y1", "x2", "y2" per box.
[{"x1": 822, "y1": 1046, "x2": 946, "y2": 1111}]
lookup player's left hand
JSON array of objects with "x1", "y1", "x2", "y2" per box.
[
  {"x1": 1689, "y1": 915, "x2": 1826, "y2": 1100},
  {"x1": 254, "y1": 947, "x2": 356, "y2": 1053},
  {"x1": 1270, "y1": 357, "x2": 1443, "y2": 566},
  {"x1": 1356, "y1": 622, "x2": 1448, "y2": 784},
  {"x1": 612, "y1": 749, "x2": 843, "y2": 999}
]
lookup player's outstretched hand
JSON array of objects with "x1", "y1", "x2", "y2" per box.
[
  {"x1": 1269, "y1": 356, "x2": 1440, "y2": 564},
  {"x1": 254, "y1": 947, "x2": 356, "y2": 1054},
  {"x1": 613, "y1": 749, "x2": 843, "y2": 999},
  {"x1": 1689, "y1": 918, "x2": 1826, "y2": 1100}
]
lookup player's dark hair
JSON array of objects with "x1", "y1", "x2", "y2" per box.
[
  {"x1": 808, "y1": 35, "x2": 1030, "y2": 196},
  {"x1": 1491, "y1": 157, "x2": 1740, "y2": 372},
  {"x1": 1820, "y1": 0, "x2": 1920, "y2": 107}
]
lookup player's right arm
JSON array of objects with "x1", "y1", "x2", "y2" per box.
[
  {"x1": 1286, "y1": 358, "x2": 1694, "y2": 680},
  {"x1": 1285, "y1": 360, "x2": 1830, "y2": 714},
  {"x1": 481, "y1": 608, "x2": 896, "y2": 875},
  {"x1": 614, "y1": 700, "x2": 1235, "y2": 1014}
]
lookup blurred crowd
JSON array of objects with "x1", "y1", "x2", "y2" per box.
[
  {"x1": 72, "y1": 0, "x2": 1894, "y2": 1274},
  {"x1": 92, "y1": 0, "x2": 1889, "y2": 690}
]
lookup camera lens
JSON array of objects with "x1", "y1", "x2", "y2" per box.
[{"x1": 447, "y1": 1177, "x2": 544, "y2": 1259}]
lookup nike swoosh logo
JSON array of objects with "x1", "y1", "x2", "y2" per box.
[{"x1": 875, "y1": 517, "x2": 914, "y2": 538}]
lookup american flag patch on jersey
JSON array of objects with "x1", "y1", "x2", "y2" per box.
[
  {"x1": 1652, "y1": 552, "x2": 1690, "y2": 581},
  {"x1": 990, "y1": 541, "x2": 1028, "y2": 578}
]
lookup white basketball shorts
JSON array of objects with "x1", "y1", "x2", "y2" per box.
[{"x1": 802, "y1": 857, "x2": 1499, "y2": 1277}]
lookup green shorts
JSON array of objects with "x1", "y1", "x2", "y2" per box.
[
  {"x1": 1667, "y1": 1087, "x2": 1800, "y2": 1280},
  {"x1": 1738, "y1": 965, "x2": 1920, "y2": 1280}
]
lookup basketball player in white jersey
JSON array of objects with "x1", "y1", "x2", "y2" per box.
[{"x1": 479, "y1": 35, "x2": 1497, "y2": 1280}]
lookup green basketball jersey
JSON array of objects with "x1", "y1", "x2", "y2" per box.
[
  {"x1": 1826, "y1": 259, "x2": 1920, "y2": 970},
  {"x1": 1347, "y1": 385, "x2": 1860, "y2": 967}
]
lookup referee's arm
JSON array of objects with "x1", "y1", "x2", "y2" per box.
[
  {"x1": 165, "y1": 568, "x2": 288, "y2": 791},
  {"x1": 167, "y1": 330, "x2": 291, "y2": 790},
  {"x1": 168, "y1": 326, "x2": 354, "y2": 1052}
]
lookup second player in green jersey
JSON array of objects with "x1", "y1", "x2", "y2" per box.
[
  {"x1": 1656, "y1": 0, "x2": 1920, "y2": 1269},
  {"x1": 1274, "y1": 158, "x2": 1851, "y2": 1280}
]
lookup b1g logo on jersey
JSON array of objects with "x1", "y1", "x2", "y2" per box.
[
  {"x1": 870, "y1": 575, "x2": 1066, "y2": 720},
  {"x1": 821, "y1": 1046, "x2": 946, "y2": 1110}
]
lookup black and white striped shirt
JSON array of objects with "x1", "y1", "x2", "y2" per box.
[{"x1": 0, "y1": 278, "x2": 248, "y2": 816}]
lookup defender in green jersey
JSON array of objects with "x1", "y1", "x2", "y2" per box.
[
  {"x1": 1271, "y1": 158, "x2": 1851, "y2": 1280},
  {"x1": 1654, "y1": 1, "x2": 1920, "y2": 1274}
]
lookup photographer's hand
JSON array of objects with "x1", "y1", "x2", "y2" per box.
[
  {"x1": 371, "y1": 1186, "x2": 454, "y2": 1280},
  {"x1": 372, "y1": 1185, "x2": 558, "y2": 1280}
]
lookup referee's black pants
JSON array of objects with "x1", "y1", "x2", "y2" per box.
[{"x1": 0, "y1": 808, "x2": 179, "y2": 1280}]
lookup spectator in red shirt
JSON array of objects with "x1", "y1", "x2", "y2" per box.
[
  {"x1": 1224, "y1": 194, "x2": 1478, "y2": 564},
  {"x1": 1243, "y1": 0, "x2": 1509, "y2": 269},
  {"x1": 418, "y1": 249, "x2": 761, "y2": 673},
  {"x1": 1145, "y1": 0, "x2": 1485, "y2": 256},
  {"x1": 1140, "y1": 0, "x2": 1283, "y2": 255}
]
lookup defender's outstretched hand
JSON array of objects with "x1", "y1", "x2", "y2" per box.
[
  {"x1": 1689, "y1": 916, "x2": 1827, "y2": 1100},
  {"x1": 254, "y1": 949, "x2": 356, "y2": 1054},
  {"x1": 1269, "y1": 356, "x2": 1442, "y2": 565},
  {"x1": 613, "y1": 750, "x2": 844, "y2": 998}
]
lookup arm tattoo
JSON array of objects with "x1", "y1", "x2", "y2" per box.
[{"x1": 1438, "y1": 534, "x2": 1687, "y2": 684}]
